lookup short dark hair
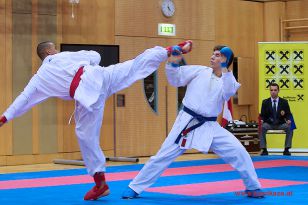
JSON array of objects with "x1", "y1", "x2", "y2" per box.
[
  {"x1": 37, "y1": 41, "x2": 53, "y2": 60},
  {"x1": 270, "y1": 82, "x2": 279, "y2": 91},
  {"x1": 213, "y1": 45, "x2": 234, "y2": 68}
]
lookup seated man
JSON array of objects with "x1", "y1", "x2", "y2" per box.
[{"x1": 259, "y1": 83, "x2": 293, "y2": 156}]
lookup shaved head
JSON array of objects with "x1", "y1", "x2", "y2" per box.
[{"x1": 37, "y1": 41, "x2": 58, "y2": 60}]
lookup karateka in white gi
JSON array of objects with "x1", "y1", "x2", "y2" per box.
[
  {"x1": 122, "y1": 45, "x2": 264, "y2": 199},
  {"x1": 0, "y1": 40, "x2": 192, "y2": 200}
]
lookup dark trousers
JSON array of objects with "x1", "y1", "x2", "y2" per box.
[{"x1": 260, "y1": 122, "x2": 293, "y2": 149}]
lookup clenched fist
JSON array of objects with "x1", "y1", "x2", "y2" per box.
[{"x1": 0, "y1": 116, "x2": 7, "y2": 127}]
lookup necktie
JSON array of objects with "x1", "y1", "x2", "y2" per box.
[{"x1": 273, "y1": 99, "x2": 277, "y2": 122}]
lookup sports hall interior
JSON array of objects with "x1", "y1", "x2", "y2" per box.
[{"x1": 0, "y1": 0, "x2": 308, "y2": 172}]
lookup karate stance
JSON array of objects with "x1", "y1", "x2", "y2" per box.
[
  {"x1": 122, "y1": 45, "x2": 264, "y2": 199},
  {"x1": 0, "y1": 40, "x2": 192, "y2": 200}
]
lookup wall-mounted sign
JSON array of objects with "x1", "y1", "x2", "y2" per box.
[{"x1": 158, "y1": 23, "x2": 176, "y2": 36}]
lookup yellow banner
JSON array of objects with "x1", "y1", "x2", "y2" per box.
[{"x1": 259, "y1": 42, "x2": 308, "y2": 150}]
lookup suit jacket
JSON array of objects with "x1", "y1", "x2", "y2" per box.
[{"x1": 260, "y1": 97, "x2": 291, "y2": 125}]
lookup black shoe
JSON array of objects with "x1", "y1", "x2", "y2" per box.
[
  {"x1": 245, "y1": 189, "x2": 265, "y2": 198},
  {"x1": 260, "y1": 149, "x2": 268, "y2": 156},
  {"x1": 283, "y1": 150, "x2": 291, "y2": 156}
]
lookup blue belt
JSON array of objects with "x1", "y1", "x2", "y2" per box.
[{"x1": 175, "y1": 106, "x2": 217, "y2": 145}]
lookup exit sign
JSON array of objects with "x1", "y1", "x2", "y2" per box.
[{"x1": 158, "y1": 23, "x2": 176, "y2": 36}]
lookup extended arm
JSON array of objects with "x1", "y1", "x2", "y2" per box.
[
  {"x1": 0, "y1": 76, "x2": 48, "y2": 126},
  {"x1": 165, "y1": 64, "x2": 204, "y2": 87}
]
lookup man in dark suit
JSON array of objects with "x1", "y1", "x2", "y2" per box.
[{"x1": 260, "y1": 83, "x2": 293, "y2": 156}]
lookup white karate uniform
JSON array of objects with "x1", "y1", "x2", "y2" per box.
[
  {"x1": 129, "y1": 64, "x2": 261, "y2": 193},
  {"x1": 2, "y1": 46, "x2": 168, "y2": 176}
]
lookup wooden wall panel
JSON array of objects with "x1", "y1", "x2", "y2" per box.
[
  {"x1": 60, "y1": 0, "x2": 116, "y2": 154},
  {"x1": 114, "y1": 37, "x2": 168, "y2": 157},
  {"x1": 0, "y1": 155, "x2": 5, "y2": 166},
  {"x1": 12, "y1": 0, "x2": 31, "y2": 13},
  {"x1": 100, "y1": 99, "x2": 115, "y2": 152},
  {"x1": 232, "y1": 105, "x2": 250, "y2": 122},
  {"x1": 215, "y1": 0, "x2": 264, "y2": 121},
  {"x1": 37, "y1": 15, "x2": 57, "y2": 42},
  {"x1": 12, "y1": 11, "x2": 33, "y2": 155},
  {"x1": 285, "y1": 0, "x2": 308, "y2": 41},
  {"x1": 263, "y1": 1, "x2": 308, "y2": 41},
  {"x1": 37, "y1": 1, "x2": 58, "y2": 154},
  {"x1": 39, "y1": 100, "x2": 58, "y2": 154},
  {"x1": 264, "y1": 2, "x2": 285, "y2": 42},
  {"x1": 0, "y1": 0, "x2": 13, "y2": 156},
  {"x1": 285, "y1": 0, "x2": 308, "y2": 21},
  {"x1": 4, "y1": 152, "x2": 81, "y2": 166},
  {"x1": 61, "y1": 0, "x2": 115, "y2": 44},
  {"x1": 9, "y1": 0, "x2": 58, "y2": 156},
  {"x1": 38, "y1": 0, "x2": 56, "y2": 15},
  {"x1": 0, "y1": 0, "x2": 6, "y2": 155},
  {"x1": 215, "y1": 0, "x2": 263, "y2": 58},
  {"x1": 62, "y1": 103, "x2": 79, "y2": 153},
  {"x1": 56, "y1": 0, "x2": 64, "y2": 153},
  {"x1": 31, "y1": 0, "x2": 39, "y2": 154},
  {"x1": 115, "y1": 0, "x2": 215, "y2": 40},
  {"x1": 237, "y1": 57, "x2": 254, "y2": 105}
]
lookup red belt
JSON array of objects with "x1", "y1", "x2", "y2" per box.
[{"x1": 69, "y1": 66, "x2": 84, "y2": 98}]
